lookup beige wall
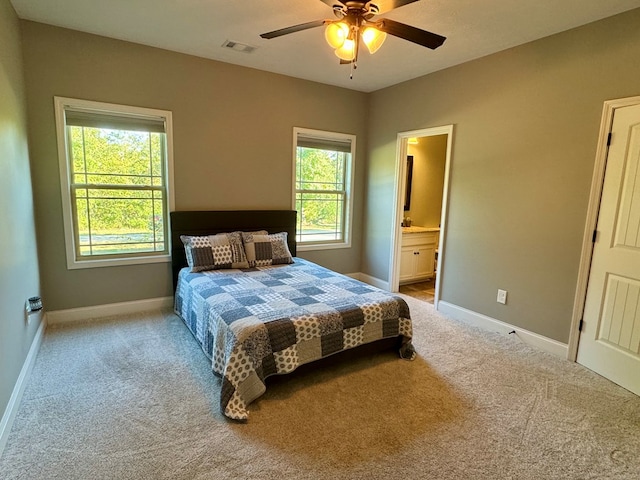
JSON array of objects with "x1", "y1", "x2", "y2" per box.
[
  {"x1": 11, "y1": 8, "x2": 640, "y2": 347},
  {"x1": 406, "y1": 135, "x2": 447, "y2": 228},
  {"x1": 0, "y1": 0, "x2": 42, "y2": 423},
  {"x1": 20, "y1": 21, "x2": 368, "y2": 311},
  {"x1": 364, "y1": 8, "x2": 640, "y2": 343}
]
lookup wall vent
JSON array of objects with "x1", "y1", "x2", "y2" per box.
[{"x1": 221, "y1": 40, "x2": 257, "y2": 54}]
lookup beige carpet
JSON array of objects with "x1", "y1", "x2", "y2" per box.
[{"x1": 1, "y1": 295, "x2": 639, "y2": 479}]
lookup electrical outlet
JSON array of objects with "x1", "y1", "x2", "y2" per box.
[{"x1": 497, "y1": 289, "x2": 507, "y2": 305}]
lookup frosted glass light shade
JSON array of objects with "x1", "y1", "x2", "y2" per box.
[
  {"x1": 362, "y1": 27, "x2": 386, "y2": 54},
  {"x1": 325, "y1": 22, "x2": 349, "y2": 49},
  {"x1": 335, "y1": 38, "x2": 356, "y2": 61}
]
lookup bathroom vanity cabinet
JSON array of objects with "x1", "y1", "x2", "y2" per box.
[{"x1": 399, "y1": 228, "x2": 439, "y2": 284}]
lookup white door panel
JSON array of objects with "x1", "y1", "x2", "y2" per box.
[{"x1": 577, "y1": 103, "x2": 640, "y2": 396}]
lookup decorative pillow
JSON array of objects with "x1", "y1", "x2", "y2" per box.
[
  {"x1": 241, "y1": 231, "x2": 294, "y2": 267},
  {"x1": 242, "y1": 230, "x2": 268, "y2": 239},
  {"x1": 181, "y1": 232, "x2": 249, "y2": 272}
]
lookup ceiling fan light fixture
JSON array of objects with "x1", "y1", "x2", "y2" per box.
[
  {"x1": 325, "y1": 22, "x2": 350, "y2": 49},
  {"x1": 362, "y1": 26, "x2": 386, "y2": 54},
  {"x1": 259, "y1": 0, "x2": 446, "y2": 76},
  {"x1": 334, "y1": 38, "x2": 356, "y2": 61}
]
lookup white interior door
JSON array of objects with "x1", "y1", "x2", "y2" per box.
[{"x1": 577, "y1": 103, "x2": 640, "y2": 395}]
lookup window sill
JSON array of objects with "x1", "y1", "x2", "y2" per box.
[
  {"x1": 296, "y1": 241, "x2": 351, "y2": 252},
  {"x1": 66, "y1": 254, "x2": 171, "y2": 270}
]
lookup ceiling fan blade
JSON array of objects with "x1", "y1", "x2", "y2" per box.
[
  {"x1": 260, "y1": 20, "x2": 327, "y2": 39},
  {"x1": 377, "y1": 18, "x2": 446, "y2": 49}
]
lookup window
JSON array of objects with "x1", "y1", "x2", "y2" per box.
[
  {"x1": 293, "y1": 127, "x2": 355, "y2": 250},
  {"x1": 55, "y1": 97, "x2": 174, "y2": 269}
]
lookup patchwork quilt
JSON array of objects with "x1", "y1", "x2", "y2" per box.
[{"x1": 174, "y1": 258, "x2": 414, "y2": 420}]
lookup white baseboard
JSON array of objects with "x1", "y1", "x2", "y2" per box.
[
  {"x1": 437, "y1": 301, "x2": 568, "y2": 358},
  {"x1": 0, "y1": 316, "x2": 47, "y2": 457},
  {"x1": 355, "y1": 273, "x2": 390, "y2": 291},
  {"x1": 46, "y1": 296, "x2": 174, "y2": 325}
]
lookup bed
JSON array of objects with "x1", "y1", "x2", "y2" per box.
[{"x1": 171, "y1": 210, "x2": 415, "y2": 420}]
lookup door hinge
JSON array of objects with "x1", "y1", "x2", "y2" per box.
[
  {"x1": 607, "y1": 132, "x2": 612, "y2": 146},
  {"x1": 579, "y1": 319, "x2": 584, "y2": 331},
  {"x1": 592, "y1": 230, "x2": 598, "y2": 243}
]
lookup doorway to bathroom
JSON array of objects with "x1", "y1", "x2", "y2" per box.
[{"x1": 389, "y1": 125, "x2": 454, "y2": 308}]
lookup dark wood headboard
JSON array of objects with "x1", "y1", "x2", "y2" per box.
[{"x1": 170, "y1": 210, "x2": 297, "y2": 291}]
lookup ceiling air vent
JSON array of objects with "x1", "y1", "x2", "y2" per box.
[{"x1": 221, "y1": 40, "x2": 257, "y2": 54}]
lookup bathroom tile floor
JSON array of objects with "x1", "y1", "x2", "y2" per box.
[{"x1": 399, "y1": 278, "x2": 435, "y2": 304}]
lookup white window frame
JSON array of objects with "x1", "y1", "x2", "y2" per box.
[
  {"x1": 292, "y1": 127, "x2": 355, "y2": 251},
  {"x1": 54, "y1": 96, "x2": 175, "y2": 269}
]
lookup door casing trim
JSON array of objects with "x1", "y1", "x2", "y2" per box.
[{"x1": 389, "y1": 125, "x2": 454, "y2": 309}]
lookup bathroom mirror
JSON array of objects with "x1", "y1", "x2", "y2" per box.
[{"x1": 404, "y1": 155, "x2": 413, "y2": 211}]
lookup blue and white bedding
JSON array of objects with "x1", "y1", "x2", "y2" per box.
[{"x1": 174, "y1": 257, "x2": 414, "y2": 420}]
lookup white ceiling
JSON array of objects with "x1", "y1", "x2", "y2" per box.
[{"x1": 10, "y1": 0, "x2": 640, "y2": 92}]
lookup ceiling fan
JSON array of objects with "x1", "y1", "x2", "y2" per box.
[{"x1": 260, "y1": 0, "x2": 446, "y2": 73}]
